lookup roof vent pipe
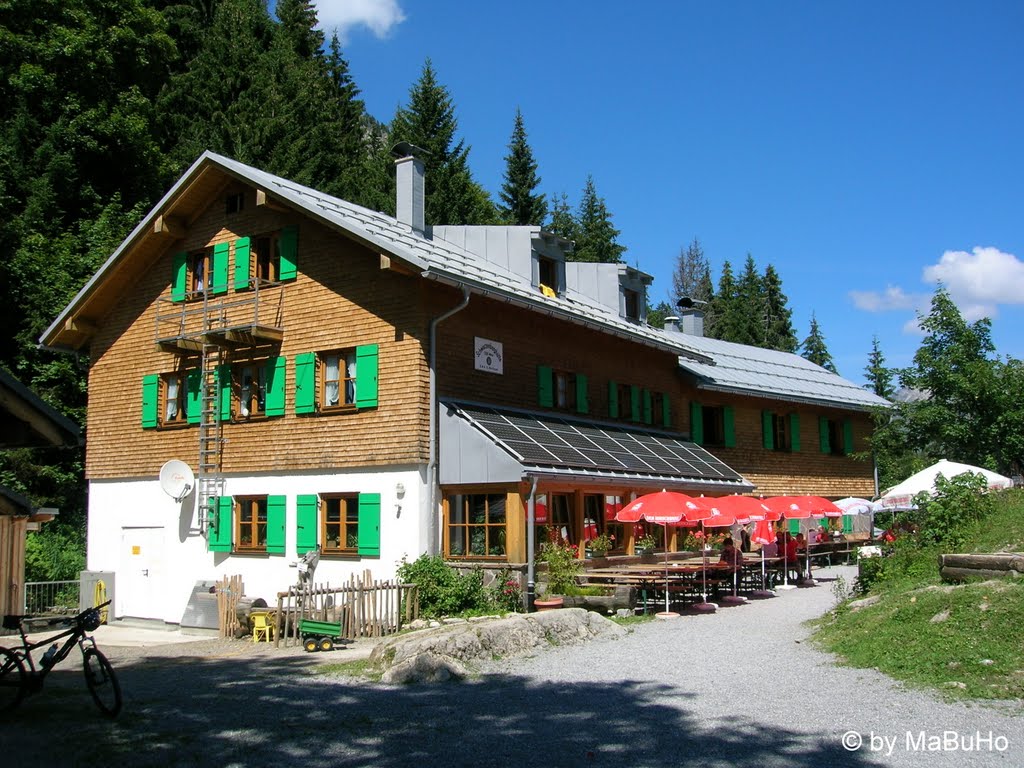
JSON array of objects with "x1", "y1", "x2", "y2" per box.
[
  {"x1": 663, "y1": 315, "x2": 680, "y2": 333},
  {"x1": 392, "y1": 142, "x2": 429, "y2": 236}
]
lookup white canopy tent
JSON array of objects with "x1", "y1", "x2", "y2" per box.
[{"x1": 878, "y1": 459, "x2": 1013, "y2": 509}]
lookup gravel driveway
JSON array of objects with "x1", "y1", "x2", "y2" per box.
[{"x1": 2, "y1": 564, "x2": 1021, "y2": 768}]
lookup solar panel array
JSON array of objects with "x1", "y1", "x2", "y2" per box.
[{"x1": 455, "y1": 403, "x2": 744, "y2": 483}]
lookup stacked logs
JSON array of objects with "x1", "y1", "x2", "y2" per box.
[{"x1": 938, "y1": 553, "x2": 1024, "y2": 582}]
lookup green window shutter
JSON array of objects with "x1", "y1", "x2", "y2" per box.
[
  {"x1": 142, "y1": 374, "x2": 159, "y2": 429},
  {"x1": 690, "y1": 402, "x2": 703, "y2": 444},
  {"x1": 186, "y1": 368, "x2": 202, "y2": 424},
  {"x1": 642, "y1": 389, "x2": 653, "y2": 424},
  {"x1": 537, "y1": 365, "x2": 553, "y2": 407},
  {"x1": 217, "y1": 364, "x2": 232, "y2": 422},
  {"x1": 171, "y1": 251, "x2": 187, "y2": 302},
  {"x1": 210, "y1": 242, "x2": 229, "y2": 295},
  {"x1": 819, "y1": 417, "x2": 831, "y2": 453},
  {"x1": 843, "y1": 419, "x2": 854, "y2": 455},
  {"x1": 843, "y1": 514, "x2": 854, "y2": 534},
  {"x1": 761, "y1": 410, "x2": 774, "y2": 450},
  {"x1": 355, "y1": 344, "x2": 379, "y2": 409},
  {"x1": 296, "y1": 495, "x2": 319, "y2": 555},
  {"x1": 661, "y1": 392, "x2": 671, "y2": 428},
  {"x1": 294, "y1": 353, "x2": 316, "y2": 414},
  {"x1": 208, "y1": 497, "x2": 233, "y2": 552},
  {"x1": 788, "y1": 518, "x2": 801, "y2": 535},
  {"x1": 789, "y1": 413, "x2": 801, "y2": 452},
  {"x1": 608, "y1": 381, "x2": 619, "y2": 418},
  {"x1": 630, "y1": 385, "x2": 641, "y2": 421},
  {"x1": 575, "y1": 373, "x2": 589, "y2": 414},
  {"x1": 357, "y1": 493, "x2": 381, "y2": 557},
  {"x1": 279, "y1": 225, "x2": 298, "y2": 280},
  {"x1": 233, "y1": 237, "x2": 251, "y2": 290},
  {"x1": 265, "y1": 356, "x2": 286, "y2": 417},
  {"x1": 723, "y1": 406, "x2": 736, "y2": 447},
  {"x1": 266, "y1": 495, "x2": 286, "y2": 554}
]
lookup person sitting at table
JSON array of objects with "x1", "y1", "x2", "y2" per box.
[
  {"x1": 778, "y1": 532, "x2": 801, "y2": 582},
  {"x1": 718, "y1": 537, "x2": 744, "y2": 571}
]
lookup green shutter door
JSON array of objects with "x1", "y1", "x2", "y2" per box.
[
  {"x1": 210, "y1": 242, "x2": 229, "y2": 295},
  {"x1": 171, "y1": 251, "x2": 187, "y2": 302},
  {"x1": 630, "y1": 385, "x2": 641, "y2": 421},
  {"x1": 843, "y1": 419, "x2": 854, "y2": 455},
  {"x1": 208, "y1": 497, "x2": 233, "y2": 552},
  {"x1": 537, "y1": 365, "x2": 553, "y2": 407},
  {"x1": 279, "y1": 225, "x2": 298, "y2": 280},
  {"x1": 762, "y1": 411, "x2": 774, "y2": 450},
  {"x1": 233, "y1": 237, "x2": 251, "y2": 290},
  {"x1": 843, "y1": 514, "x2": 854, "y2": 534},
  {"x1": 789, "y1": 413, "x2": 801, "y2": 452},
  {"x1": 819, "y1": 417, "x2": 831, "y2": 453},
  {"x1": 723, "y1": 406, "x2": 736, "y2": 447},
  {"x1": 265, "y1": 356, "x2": 286, "y2": 416},
  {"x1": 355, "y1": 344, "x2": 379, "y2": 409},
  {"x1": 186, "y1": 368, "x2": 202, "y2": 424},
  {"x1": 575, "y1": 373, "x2": 589, "y2": 414},
  {"x1": 296, "y1": 495, "x2": 319, "y2": 555},
  {"x1": 661, "y1": 392, "x2": 671, "y2": 428},
  {"x1": 294, "y1": 353, "x2": 316, "y2": 414},
  {"x1": 266, "y1": 495, "x2": 286, "y2": 554},
  {"x1": 690, "y1": 402, "x2": 703, "y2": 444},
  {"x1": 217, "y1": 364, "x2": 232, "y2": 422},
  {"x1": 608, "y1": 381, "x2": 619, "y2": 418},
  {"x1": 357, "y1": 493, "x2": 381, "y2": 557},
  {"x1": 142, "y1": 374, "x2": 159, "y2": 428}
]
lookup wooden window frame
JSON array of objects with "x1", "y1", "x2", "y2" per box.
[
  {"x1": 253, "y1": 232, "x2": 282, "y2": 285},
  {"x1": 321, "y1": 494, "x2": 360, "y2": 555},
  {"x1": 537, "y1": 255, "x2": 559, "y2": 294},
  {"x1": 771, "y1": 413, "x2": 791, "y2": 452},
  {"x1": 225, "y1": 192, "x2": 245, "y2": 215},
  {"x1": 319, "y1": 349, "x2": 358, "y2": 412},
  {"x1": 189, "y1": 249, "x2": 210, "y2": 297},
  {"x1": 553, "y1": 369, "x2": 576, "y2": 412},
  {"x1": 235, "y1": 361, "x2": 268, "y2": 420},
  {"x1": 445, "y1": 492, "x2": 508, "y2": 559},
  {"x1": 234, "y1": 496, "x2": 268, "y2": 553},
  {"x1": 159, "y1": 370, "x2": 190, "y2": 428}
]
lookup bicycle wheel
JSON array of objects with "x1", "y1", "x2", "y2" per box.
[
  {"x1": 0, "y1": 647, "x2": 27, "y2": 713},
  {"x1": 82, "y1": 648, "x2": 122, "y2": 717}
]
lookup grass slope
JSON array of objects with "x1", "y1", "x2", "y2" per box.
[{"x1": 814, "y1": 489, "x2": 1024, "y2": 701}]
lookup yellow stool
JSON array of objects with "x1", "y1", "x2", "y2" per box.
[{"x1": 251, "y1": 612, "x2": 273, "y2": 643}]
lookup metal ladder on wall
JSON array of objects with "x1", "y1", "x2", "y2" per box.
[{"x1": 196, "y1": 343, "x2": 225, "y2": 535}]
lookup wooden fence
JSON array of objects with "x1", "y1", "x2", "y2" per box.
[
  {"x1": 275, "y1": 570, "x2": 419, "y2": 648},
  {"x1": 216, "y1": 574, "x2": 243, "y2": 639}
]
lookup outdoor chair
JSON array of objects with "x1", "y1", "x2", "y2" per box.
[{"x1": 252, "y1": 613, "x2": 273, "y2": 643}]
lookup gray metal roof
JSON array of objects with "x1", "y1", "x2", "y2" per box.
[
  {"x1": 441, "y1": 400, "x2": 753, "y2": 492},
  {"x1": 666, "y1": 332, "x2": 891, "y2": 411}
]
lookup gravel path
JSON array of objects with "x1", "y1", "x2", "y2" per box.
[{"x1": 2, "y1": 564, "x2": 1021, "y2": 768}]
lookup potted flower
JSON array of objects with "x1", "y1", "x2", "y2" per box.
[
  {"x1": 636, "y1": 532, "x2": 657, "y2": 562},
  {"x1": 588, "y1": 532, "x2": 614, "y2": 558},
  {"x1": 534, "y1": 529, "x2": 582, "y2": 609}
]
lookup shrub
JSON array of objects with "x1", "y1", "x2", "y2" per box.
[
  {"x1": 486, "y1": 568, "x2": 524, "y2": 613},
  {"x1": 396, "y1": 554, "x2": 488, "y2": 619}
]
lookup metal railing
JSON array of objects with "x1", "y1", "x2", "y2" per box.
[{"x1": 23, "y1": 580, "x2": 81, "y2": 615}]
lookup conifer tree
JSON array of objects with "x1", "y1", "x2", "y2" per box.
[
  {"x1": 864, "y1": 336, "x2": 894, "y2": 399},
  {"x1": 499, "y1": 109, "x2": 546, "y2": 225},
  {"x1": 800, "y1": 314, "x2": 837, "y2": 373},
  {"x1": 694, "y1": 262, "x2": 717, "y2": 336},
  {"x1": 671, "y1": 239, "x2": 710, "y2": 303},
  {"x1": 762, "y1": 264, "x2": 798, "y2": 352},
  {"x1": 571, "y1": 175, "x2": 625, "y2": 263},
  {"x1": 546, "y1": 192, "x2": 577, "y2": 242},
  {"x1": 732, "y1": 254, "x2": 767, "y2": 346},
  {"x1": 389, "y1": 59, "x2": 497, "y2": 225},
  {"x1": 709, "y1": 260, "x2": 738, "y2": 341}
]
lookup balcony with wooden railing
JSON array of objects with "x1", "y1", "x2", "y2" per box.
[{"x1": 154, "y1": 279, "x2": 285, "y2": 352}]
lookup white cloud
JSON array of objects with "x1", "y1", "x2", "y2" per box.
[
  {"x1": 849, "y1": 284, "x2": 922, "y2": 312},
  {"x1": 314, "y1": 0, "x2": 406, "y2": 41},
  {"x1": 921, "y1": 246, "x2": 1024, "y2": 319}
]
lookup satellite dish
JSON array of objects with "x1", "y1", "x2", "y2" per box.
[{"x1": 159, "y1": 460, "x2": 195, "y2": 502}]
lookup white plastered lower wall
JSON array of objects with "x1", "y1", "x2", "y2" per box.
[{"x1": 87, "y1": 466, "x2": 428, "y2": 624}]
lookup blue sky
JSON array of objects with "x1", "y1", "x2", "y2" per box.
[{"x1": 302, "y1": 1, "x2": 1023, "y2": 383}]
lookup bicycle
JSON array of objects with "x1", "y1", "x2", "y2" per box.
[{"x1": 0, "y1": 599, "x2": 122, "y2": 717}]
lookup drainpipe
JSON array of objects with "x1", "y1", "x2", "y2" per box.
[
  {"x1": 526, "y1": 475, "x2": 539, "y2": 611},
  {"x1": 426, "y1": 284, "x2": 471, "y2": 555}
]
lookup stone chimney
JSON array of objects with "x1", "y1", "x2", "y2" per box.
[{"x1": 392, "y1": 141, "x2": 427, "y2": 235}]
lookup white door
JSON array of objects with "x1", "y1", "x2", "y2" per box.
[{"x1": 119, "y1": 527, "x2": 165, "y2": 619}]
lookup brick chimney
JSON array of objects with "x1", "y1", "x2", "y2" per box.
[{"x1": 392, "y1": 141, "x2": 427, "y2": 235}]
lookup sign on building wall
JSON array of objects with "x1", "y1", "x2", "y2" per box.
[{"x1": 474, "y1": 337, "x2": 503, "y2": 374}]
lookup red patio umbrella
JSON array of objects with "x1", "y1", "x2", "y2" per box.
[
  {"x1": 672, "y1": 498, "x2": 735, "y2": 612},
  {"x1": 751, "y1": 517, "x2": 779, "y2": 598},
  {"x1": 616, "y1": 491, "x2": 710, "y2": 615},
  {"x1": 711, "y1": 495, "x2": 772, "y2": 522}
]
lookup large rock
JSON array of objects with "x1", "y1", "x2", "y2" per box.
[{"x1": 369, "y1": 608, "x2": 625, "y2": 684}]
